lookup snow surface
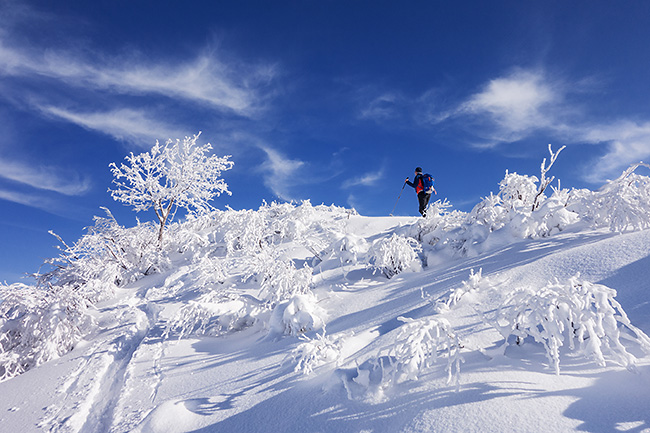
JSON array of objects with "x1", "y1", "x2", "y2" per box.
[{"x1": 2, "y1": 214, "x2": 650, "y2": 433}]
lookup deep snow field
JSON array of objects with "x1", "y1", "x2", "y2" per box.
[{"x1": 1, "y1": 209, "x2": 650, "y2": 433}]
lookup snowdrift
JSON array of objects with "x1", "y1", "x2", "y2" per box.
[{"x1": 2, "y1": 162, "x2": 650, "y2": 432}]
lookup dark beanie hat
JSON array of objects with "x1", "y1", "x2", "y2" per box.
[{"x1": 415, "y1": 167, "x2": 423, "y2": 173}]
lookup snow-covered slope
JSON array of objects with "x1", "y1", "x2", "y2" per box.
[{"x1": 1, "y1": 209, "x2": 650, "y2": 433}]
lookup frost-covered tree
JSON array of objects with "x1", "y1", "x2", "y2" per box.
[{"x1": 109, "y1": 132, "x2": 234, "y2": 244}]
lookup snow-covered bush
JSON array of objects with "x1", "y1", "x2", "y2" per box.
[
  {"x1": 489, "y1": 276, "x2": 650, "y2": 374},
  {"x1": 37, "y1": 209, "x2": 168, "y2": 301},
  {"x1": 370, "y1": 234, "x2": 420, "y2": 278},
  {"x1": 499, "y1": 171, "x2": 539, "y2": 212},
  {"x1": 222, "y1": 208, "x2": 269, "y2": 255},
  {"x1": 330, "y1": 233, "x2": 369, "y2": 265},
  {"x1": 288, "y1": 330, "x2": 346, "y2": 374},
  {"x1": 218, "y1": 201, "x2": 349, "y2": 258},
  {"x1": 193, "y1": 256, "x2": 228, "y2": 288},
  {"x1": 0, "y1": 284, "x2": 95, "y2": 381},
  {"x1": 518, "y1": 189, "x2": 580, "y2": 238},
  {"x1": 166, "y1": 215, "x2": 216, "y2": 257},
  {"x1": 386, "y1": 316, "x2": 462, "y2": 386},
  {"x1": 569, "y1": 162, "x2": 650, "y2": 233},
  {"x1": 408, "y1": 199, "x2": 466, "y2": 247},
  {"x1": 244, "y1": 250, "x2": 313, "y2": 305},
  {"x1": 436, "y1": 268, "x2": 485, "y2": 311},
  {"x1": 268, "y1": 293, "x2": 326, "y2": 337},
  {"x1": 339, "y1": 315, "x2": 461, "y2": 399},
  {"x1": 164, "y1": 292, "x2": 263, "y2": 339}
]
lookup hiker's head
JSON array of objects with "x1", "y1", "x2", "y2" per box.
[{"x1": 415, "y1": 167, "x2": 422, "y2": 174}]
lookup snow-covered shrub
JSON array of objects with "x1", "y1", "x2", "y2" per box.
[
  {"x1": 218, "y1": 201, "x2": 349, "y2": 258},
  {"x1": 569, "y1": 162, "x2": 650, "y2": 233},
  {"x1": 436, "y1": 268, "x2": 485, "y2": 311},
  {"x1": 370, "y1": 234, "x2": 420, "y2": 278},
  {"x1": 288, "y1": 330, "x2": 346, "y2": 374},
  {"x1": 268, "y1": 294, "x2": 326, "y2": 337},
  {"x1": 222, "y1": 208, "x2": 269, "y2": 255},
  {"x1": 463, "y1": 170, "x2": 541, "y2": 235},
  {"x1": 489, "y1": 276, "x2": 650, "y2": 374},
  {"x1": 499, "y1": 171, "x2": 539, "y2": 211},
  {"x1": 519, "y1": 188, "x2": 580, "y2": 238},
  {"x1": 339, "y1": 316, "x2": 461, "y2": 399},
  {"x1": 0, "y1": 284, "x2": 95, "y2": 381},
  {"x1": 386, "y1": 316, "x2": 461, "y2": 386},
  {"x1": 244, "y1": 250, "x2": 313, "y2": 305},
  {"x1": 330, "y1": 233, "x2": 369, "y2": 265},
  {"x1": 407, "y1": 199, "x2": 466, "y2": 247},
  {"x1": 164, "y1": 292, "x2": 263, "y2": 339},
  {"x1": 194, "y1": 256, "x2": 228, "y2": 287},
  {"x1": 38, "y1": 209, "x2": 169, "y2": 301},
  {"x1": 465, "y1": 193, "x2": 507, "y2": 233},
  {"x1": 166, "y1": 216, "x2": 215, "y2": 257}
]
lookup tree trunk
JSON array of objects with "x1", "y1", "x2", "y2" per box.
[{"x1": 157, "y1": 198, "x2": 175, "y2": 246}]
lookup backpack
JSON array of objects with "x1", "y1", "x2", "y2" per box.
[{"x1": 421, "y1": 173, "x2": 434, "y2": 193}]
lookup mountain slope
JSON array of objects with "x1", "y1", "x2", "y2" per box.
[{"x1": 1, "y1": 212, "x2": 650, "y2": 433}]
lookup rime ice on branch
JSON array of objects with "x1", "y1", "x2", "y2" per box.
[{"x1": 532, "y1": 143, "x2": 566, "y2": 211}]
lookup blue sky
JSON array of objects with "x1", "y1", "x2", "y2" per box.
[{"x1": 2, "y1": 0, "x2": 650, "y2": 283}]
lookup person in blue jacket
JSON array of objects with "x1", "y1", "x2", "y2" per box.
[{"x1": 405, "y1": 167, "x2": 436, "y2": 217}]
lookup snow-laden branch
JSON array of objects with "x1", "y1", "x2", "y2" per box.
[{"x1": 532, "y1": 143, "x2": 566, "y2": 211}]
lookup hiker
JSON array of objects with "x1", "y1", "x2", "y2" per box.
[{"x1": 405, "y1": 167, "x2": 436, "y2": 217}]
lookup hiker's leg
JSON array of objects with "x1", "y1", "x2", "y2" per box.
[
  {"x1": 418, "y1": 192, "x2": 427, "y2": 216},
  {"x1": 420, "y1": 194, "x2": 431, "y2": 216}
]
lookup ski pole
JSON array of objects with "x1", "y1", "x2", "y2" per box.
[{"x1": 390, "y1": 181, "x2": 407, "y2": 216}]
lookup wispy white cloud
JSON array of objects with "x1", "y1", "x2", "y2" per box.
[
  {"x1": 459, "y1": 69, "x2": 558, "y2": 134},
  {"x1": 0, "y1": 40, "x2": 274, "y2": 117},
  {"x1": 0, "y1": 157, "x2": 91, "y2": 196},
  {"x1": 0, "y1": 3, "x2": 277, "y2": 150},
  {"x1": 579, "y1": 121, "x2": 650, "y2": 182},
  {"x1": 426, "y1": 69, "x2": 568, "y2": 147},
  {"x1": 359, "y1": 93, "x2": 402, "y2": 121},
  {"x1": 426, "y1": 68, "x2": 650, "y2": 181},
  {"x1": 37, "y1": 105, "x2": 186, "y2": 148},
  {"x1": 0, "y1": 187, "x2": 48, "y2": 208},
  {"x1": 342, "y1": 169, "x2": 384, "y2": 188},
  {"x1": 257, "y1": 145, "x2": 305, "y2": 201}
]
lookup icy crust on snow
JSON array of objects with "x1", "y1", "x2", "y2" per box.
[{"x1": 2, "y1": 164, "x2": 650, "y2": 432}]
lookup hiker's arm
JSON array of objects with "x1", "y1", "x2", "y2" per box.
[{"x1": 405, "y1": 174, "x2": 420, "y2": 189}]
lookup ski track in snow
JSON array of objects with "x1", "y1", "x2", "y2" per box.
[{"x1": 36, "y1": 288, "x2": 162, "y2": 433}]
